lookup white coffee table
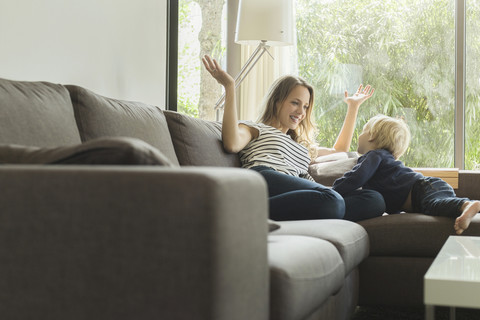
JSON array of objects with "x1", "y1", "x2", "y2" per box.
[{"x1": 424, "y1": 236, "x2": 480, "y2": 320}]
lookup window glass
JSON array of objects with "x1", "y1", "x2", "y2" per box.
[
  {"x1": 178, "y1": 0, "x2": 226, "y2": 121},
  {"x1": 466, "y1": 0, "x2": 480, "y2": 170},
  {"x1": 296, "y1": 0, "x2": 455, "y2": 167}
]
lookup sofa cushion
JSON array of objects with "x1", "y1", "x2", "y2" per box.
[
  {"x1": 268, "y1": 219, "x2": 281, "y2": 232},
  {"x1": 164, "y1": 111, "x2": 241, "y2": 167},
  {"x1": 358, "y1": 213, "x2": 480, "y2": 257},
  {"x1": 268, "y1": 235, "x2": 344, "y2": 320},
  {"x1": 0, "y1": 137, "x2": 175, "y2": 166},
  {"x1": 308, "y1": 153, "x2": 358, "y2": 186},
  {"x1": 66, "y1": 85, "x2": 179, "y2": 166},
  {"x1": 272, "y1": 219, "x2": 369, "y2": 274},
  {"x1": 0, "y1": 78, "x2": 81, "y2": 147}
]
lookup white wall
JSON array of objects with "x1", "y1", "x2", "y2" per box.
[{"x1": 0, "y1": 0, "x2": 167, "y2": 107}]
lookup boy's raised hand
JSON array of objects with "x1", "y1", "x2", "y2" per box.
[
  {"x1": 344, "y1": 84, "x2": 375, "y2": 107},
  {"x1": 202, "y1": 55, "x2": 234, "y2": 88}
]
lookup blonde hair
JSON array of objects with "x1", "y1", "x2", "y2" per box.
[
  {"x1": 363, "y1": 115, "x2": 410, "y2": 159},
  {"x1": 257, "y1": 75, "x2": 317, "y2": 158}
]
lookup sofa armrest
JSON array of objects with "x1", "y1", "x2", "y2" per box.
[
  {"x1": 0, "y1": 165, "x2": 269, "y2": 320},
  {"x1": 456, "y1": 170, "x2": 480, "y2": 200}
]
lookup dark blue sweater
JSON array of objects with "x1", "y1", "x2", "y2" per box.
[{"x1": 332, "y1": 149, "x2": 423, "y2": 214}]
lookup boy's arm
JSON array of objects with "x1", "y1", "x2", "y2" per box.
[
  {"x1": 332, "y1": 151, "x2": 382, "y2": 195},
  {"x1": 332, "y1": 85, "x2": 375, "y2": 152}
]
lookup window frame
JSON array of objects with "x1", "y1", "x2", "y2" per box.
[
  {"x1": 166, "y1": 0, "x2": 178, "y2": 112},
  {"x1": 455, "y1": 0, "x2": 465, "y2": 169}
]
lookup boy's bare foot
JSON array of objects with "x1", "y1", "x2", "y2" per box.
[{"x1": 454, "y1": 201, "x2": 480, "y2": 235}]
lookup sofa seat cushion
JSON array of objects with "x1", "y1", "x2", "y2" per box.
[
  {"x1": 272, "y1": 219, "x2": 369, "y2": 275},
  {"x1": 0, "y1": 78, "x2": 81, "y2": 147},
  {"x1": 0, "y1": 137, "x2": 175, "y2": 166},
  {"x1": 268, "y1": 235, "x2": 344, "y2": 320},
  {"x1": 66, "y1": 85, "x2": 179, "y2": 166},
  {"x1": 164, "y1": 111, "x2": 241, "y2": 167},
  {"x1": 358, "y1": 213, "x2": 480, "y2": 257}
]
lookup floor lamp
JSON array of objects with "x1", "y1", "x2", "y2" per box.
[{"x1": 214, "y1": 0, "x2": 294, "y2": 120}]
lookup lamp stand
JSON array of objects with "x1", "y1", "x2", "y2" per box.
[{"x1": 214, "y1": 40, "x2": 274, "y2": 120}]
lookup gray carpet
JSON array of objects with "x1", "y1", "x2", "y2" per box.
[{"x1": 352, "y1": 306, "x2": 480, "y2": 320}]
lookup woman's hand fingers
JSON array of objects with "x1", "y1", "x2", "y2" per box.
[
  {"x1": 202, "y1": 55, "x2": 235, "y2": 87},
  {"x1": 202, "y1": 55, "x2": 217, "y2": 74}
]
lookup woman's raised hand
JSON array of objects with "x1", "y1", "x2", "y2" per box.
[
  {"x1": 343, "y1": 84, "x2": 375, "y2": 107},
  {"x1": 202, "y1": 55, "x2": 234, "y2": 88}
]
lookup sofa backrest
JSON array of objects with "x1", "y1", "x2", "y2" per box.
[
  {"x1": 0, "y1": 78, "x2": 82, "y2": 147},
  {"x1": 164, "y1": 111, "x2": 241, "y2": 167},
  {"x1": 66, "y1": 85, "x2": 179, "y2": 166},
  {"x1": 0, "y1": 78, "x2": 237, "y2": 167}
]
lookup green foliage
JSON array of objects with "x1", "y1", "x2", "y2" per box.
[
  {"x1": 178, "y1": 1, "x2": 201, "y2": 117},
  {"x1": 178, "y1": 94, "x2": 199, "y2": 117},
  {"x1": 297, "y1": 0, "x2": 480, "y2": 169},
  {"x1": 177, "y1": 0, "x2": 226, "y2": 120}
]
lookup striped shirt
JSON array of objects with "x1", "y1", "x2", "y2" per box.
[{"x1": 239, "y1": 121, "x2": 314, "y2": 181}]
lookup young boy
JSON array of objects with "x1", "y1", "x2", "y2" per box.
[{"x1": 332, "y1": 114, "x2": 480, "y2": 234}]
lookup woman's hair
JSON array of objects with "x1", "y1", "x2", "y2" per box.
[
  {"x1": 257, "y1": 75, "x2": 318, "y2": 158},
  {"x1": 363, "y1": 115, "x2": 410, "y2": 159}
]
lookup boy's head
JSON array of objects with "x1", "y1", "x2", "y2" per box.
[{"x1": 358, "y1": 115, "x2": 410, "y2": 159}]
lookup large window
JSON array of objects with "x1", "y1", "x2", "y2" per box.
[
  {"x1": 297, "y1": 0, "x2": 457, "y2": 168},
  {"x1": 176, "y1": 0, "x2": 226, "y2": 121},
  {"x1": 170, "y1": 0, "x2": 480, "y2": 169},
  {"x1": 466, "y1": 0, "x2": 480, "y2": 170}
]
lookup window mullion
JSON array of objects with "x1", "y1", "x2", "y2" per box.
[{"x1": 455, "y1": 0, "x2": 466, "y2": 169}]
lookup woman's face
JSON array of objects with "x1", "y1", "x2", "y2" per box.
[{"x1": 275, "y1": 85, "x2": 310, "y2": 133}]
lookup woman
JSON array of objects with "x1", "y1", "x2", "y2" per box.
[{"x1": 202, "y1": 55, "x2": 385, "y2": 221}]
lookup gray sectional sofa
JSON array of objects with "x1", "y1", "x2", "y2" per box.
[{"x1": 0, "y1": 77, "x2": 479, "y2": 320}]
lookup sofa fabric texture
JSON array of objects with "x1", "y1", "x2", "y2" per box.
[
  {"x1": 0, "y1": 137, "x2": 175, "y2": 166},
  {"x1": 268, "y1": 235, "x2": 345, "y2": 320},
  {"x1": 359, "y1": 213, "x2": 480, "y2": 257},
  {"x1": 273, "y1": 219, "x2": 369, "y2": 275},
  {"x1": 66, "y1": 85, "x2": 179, "y2": 165},
  {"x1": 164, "y1": 110, "x2": 242, "y2": 167},
  {"x1": 0, "y1": 166, "x2": 269, "y2": 320},
  {"x1": 0, "y1": 78, "x2": 81, "y2": 147}
]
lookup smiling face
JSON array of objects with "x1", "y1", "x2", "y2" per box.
[{"x1": 275, "y1": 85, "x2": 311, "y2": 133}]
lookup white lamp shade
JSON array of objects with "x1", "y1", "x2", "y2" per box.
[{"x1": 235, "y1": 0, "x2": 294, "y2": 46}]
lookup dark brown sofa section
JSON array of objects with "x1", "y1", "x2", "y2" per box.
[{"x1": 357, "y1": 171, "x2": 480, "y2": 307}]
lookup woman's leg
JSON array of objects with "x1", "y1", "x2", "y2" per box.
[
  {"x1": 342, "y1": 189, "x2": 386, "y2": 222},
  {"x1": 251, "y1": 167, "x2": 345, "y2": 221}
]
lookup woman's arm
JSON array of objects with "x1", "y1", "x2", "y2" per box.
[
  {"x1": 202, "y1": 55, "x2": 255, "y2": 153},
  {"x1": 316, "y1": 85, "x2": 374, "y2": 157}
]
